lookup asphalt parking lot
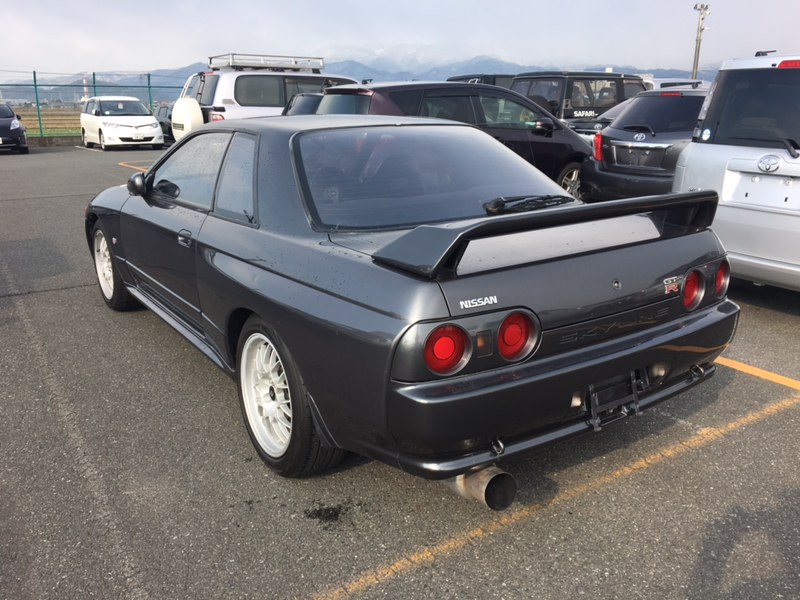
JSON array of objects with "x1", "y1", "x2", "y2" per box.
[{"x1": 1, "y1": 145, "x2": 798, "y2": 600}]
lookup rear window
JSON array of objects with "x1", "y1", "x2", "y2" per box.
[
  {"x1": 613, "y1": 94, "x2": 705, "y2": 133},
  {"x1": 296, "y1": 125, "x2": 559, "y2": 230},
  {"x1": 317, "y1": 93, "x2": 372, "y2": 114},
  {"x1": 698, "y1": 68, "x2": 800, "y2": 149}
]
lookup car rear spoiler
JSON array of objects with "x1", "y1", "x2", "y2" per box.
[{"x1": 372, "y1": 191, "x2": 718, "y2": 278}]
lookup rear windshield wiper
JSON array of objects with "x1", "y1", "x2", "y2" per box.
[
  {"x1": 484, "y1": 195, "x2": 575, "y2": 215},
  {"x1": 623, "y1": 124, "x2": 657, "y2": 137},
  {"x1": 728, "y1": 136, "x2": 800, "y2": 159}
]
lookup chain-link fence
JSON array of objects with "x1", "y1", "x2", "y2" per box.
[{"x1": 0, "y1": 70, "x2": 184, "y2": 137}]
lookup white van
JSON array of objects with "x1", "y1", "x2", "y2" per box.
[{"x1": 672, "y1": 54, "x2": 800, "y2": 292}]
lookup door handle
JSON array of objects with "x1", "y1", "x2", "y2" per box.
[{"x1": 177, "y1": 229, "x2": 193, "y2": 248}]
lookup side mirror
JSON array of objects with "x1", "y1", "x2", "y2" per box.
[
  {"x1": 127, "y1": 172, "x2": 147, "y2": 196},
  {"x1": 531, "y1": 117, "x2": 555, "y2": 137},
  {"x1": 15, "y1": 113, "x2": 22, "y2": 120},
  {"x1": 93, "y1": 108, "x2": 101, "y2": 116}
]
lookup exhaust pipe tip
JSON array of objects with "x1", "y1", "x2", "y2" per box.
[{"x1": 446, "y1": 466, "x2": 517, "y2": 510}]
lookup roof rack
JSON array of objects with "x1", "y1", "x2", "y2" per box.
[{"x1": 208, "y1": 53, "x2": 325, "y2": 72}]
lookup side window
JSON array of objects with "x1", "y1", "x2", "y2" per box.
[
  {"x1": 234, "y1": 75, "x2": 282, "y2": 107},
  {"x1": 480, "y1": 94, "x2": 541, "y2": 129},
  {"x1": 151, "y1": 132, "x2": 231, "y2": 210},
  {"x1": 215, "y1": 133, "x2": 257, "y2": 223},
  {"x1": 84, "y1": 101, "x2": 95, "y2": 114},
  {"x1": 420, "y1": 95, "x2": 475, "y2": 124},
  {"x1": 623, "y1": 79, "x2": 647, "y2": 99},
  {"x1": 388, "y1": 89, "x2": 423, "y2": 115}
]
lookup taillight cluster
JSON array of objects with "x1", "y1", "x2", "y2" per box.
[
  {"x1": 682, "y1": 260, "x2": 730, "y2": 311},
  {"x1": 592, "y1": 133, "x2": 603, "y2": 161},
  {"x1": 422, "y1": 311, "x2": 539, "y2": 376}
]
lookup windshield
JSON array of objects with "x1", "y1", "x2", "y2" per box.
[
  {"x1": 0, "y1": 104, "x2": 14, "y2": 118},
  {"x1": 698, "y1": 67, "x2": 800, "y2": 148},
  {"x1": 296, "y1": 125, "x2": 563, "y2": 230},
  {"x1": 98, "y1": 100, "x2": 151, "y2": 116}
]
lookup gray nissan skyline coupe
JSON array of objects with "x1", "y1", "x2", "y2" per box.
[{"x1": 85, "y1": 115, "x2": 739, "y2": 509}]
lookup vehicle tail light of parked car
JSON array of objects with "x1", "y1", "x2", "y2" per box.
[
  {"x1": 682, "y1": 270, "x2": 705, "y2": 311},
  {"x1": 424, "y1": 325, "x2": 471, "y2": 375},
  {"x1": 715, "y1": 260, "x2": 731, "y2": 297},
  {"x1": 419, "y1": 309, "x2": 540, "y2": 377},
  {"x1": 778, "y1": 60, "x2": 800, "y2": 69},
  {"x1": 498, "y1": 312, "x2": 537, "y2": 361},
  {"x1": 592, "y1": 132, "x2": 603, "y2": 161}
]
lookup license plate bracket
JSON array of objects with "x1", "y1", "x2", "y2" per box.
[{"x1": 587, "y1": 370, "x2": 643, "y2": 431}]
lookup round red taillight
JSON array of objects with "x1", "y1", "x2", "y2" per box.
[
  {"x1": 715, "y1": 260, "x2": 730, "y2": 296},
  {"x1": 498, "y1": 312, "x2": 536, "y2": 361},
  {"x1": 682, "y1": 270, "x2": 705, "y2": 311},
  {"x1": 424, "y1": 325, "x2": 470, "y2": 375}
]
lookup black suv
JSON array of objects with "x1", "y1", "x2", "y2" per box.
[
  {"x1": 580, "y1": 88, "x2": 707, "y2": 201},
  {"x1": 315, "y1": 81, "x2": 591, "y2": 195},
  {"x1": 510, "y1": 72, "x2": 647, "y2": 136}
]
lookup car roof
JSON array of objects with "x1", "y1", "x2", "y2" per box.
[
  {"x1": 513, "y1": 71, "x2": 642, "y2": 79},
  {"x1": 89, "y1": 96, "x2": 142, "y2": 101},
  {"x1": 636, "y1": 88, "x2": 708, "y2": 97},
  {"x1": 719, "y1": 53, "x2": 800, "y2": 70},
  {"x1": 203, "y1": 113, "x2": 468, "y2": 135},
  {"x1": 325, "y1": 81, "x2": 511, "y2": 92}
]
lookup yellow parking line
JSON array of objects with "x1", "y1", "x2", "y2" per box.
[
  {"x1": 715, "y1": 356, "x2": 800, "y2": 390},
  {"x1": 117, "y1": 161, "x2": 149, "y2": 172},
  {"x1": 312, "y1": 359, "x2": 800, "y2": 600}
]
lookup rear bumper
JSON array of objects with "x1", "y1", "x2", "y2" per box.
[
  {"x1": 387, "y1": 299, "x2": 739, "y2": 478},
  {"x1": 580, "y1": 158, "x2": 673, "y2": 201}
]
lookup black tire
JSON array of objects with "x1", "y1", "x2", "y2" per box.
[
  {"x1": 82, "y1": 129, "x2": 93, "y2": 149},
  {"x1": 91, "y1": 223, "x2": 138, "y2": 311},
  {"x1": 557, "y1": 161, "x2": 582, "y2": 199},
  {"x1": 99, "y1": 130, "x2": 107, "y2": 151},
  {"x1": 236, "y1": 316, "x2": 345, "y2": 477},
  {"x1": 18, "y1": 146, "x2": 29, "y2": 154}
]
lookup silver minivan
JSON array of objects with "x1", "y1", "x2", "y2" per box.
[{"x1": 672, "y1": 54, "x2": 800, "y2": 292}]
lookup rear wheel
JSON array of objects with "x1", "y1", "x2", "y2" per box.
[
  {"x1": 92, "y1": 223, "x2": 138, "y2": 311},
  {"x1": 237, "y1": 316, "x2": 345, "y2": 477},
  {"x1": 557, "y1": 161, "x2": 582, "y2": 199}
]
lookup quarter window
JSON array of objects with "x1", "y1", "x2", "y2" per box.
[
  {"x1": 420, "y1": 96, "x2": 475, "y2": 123},
  {"x1": 215, "y1": 133, "x2": 257, "y2": 223}
]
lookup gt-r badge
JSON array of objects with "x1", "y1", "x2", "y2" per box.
[
  {"x1": 663, "y1": 276, "x2": 680, "y2": 294},
  {"x1": 459, "y1": 295, "x2": 498, "y2": 309}
]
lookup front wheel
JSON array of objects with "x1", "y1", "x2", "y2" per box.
[
  {"x1": 92, "y1": 224, "x2": 138, "y2": 311},
  {"x1": 557, "y1": 161, "x2": 582, "y2": 199},
  {"x1": 99, "y1": 130, "x2": 107, "y2": 151},
  {"x1": 237, "y1": 317, "x2": 345, "y2": 477},
  {"x1": 82, "y1": 129, "x2": 93, "y2": 148}
]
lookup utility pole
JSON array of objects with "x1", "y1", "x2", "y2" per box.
[{"x1": 692, "y1": 4, "x2": 710, "y2": 79}]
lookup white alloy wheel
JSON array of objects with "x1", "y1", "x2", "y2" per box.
[
  {"x1": 240, "y1": 332, "x2": 293, "y2": 457},
  {"x1": 93, "y1": 228, "x2": 114, "y2": 301}
]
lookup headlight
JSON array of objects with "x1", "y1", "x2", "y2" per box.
[
  {"x1": 150, "y1": 122, "x2": 160, "y2": 129},
  {"x1": 102, "y1": 121, "x2": 121, "y2": 129},
  {"x1": 10, "y1": 119, "x2": 20, "y2": 130}
]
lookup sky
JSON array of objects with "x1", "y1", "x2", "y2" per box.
[{"x1": 3, "y1": 0, "x2": 799, "y2": 77}]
